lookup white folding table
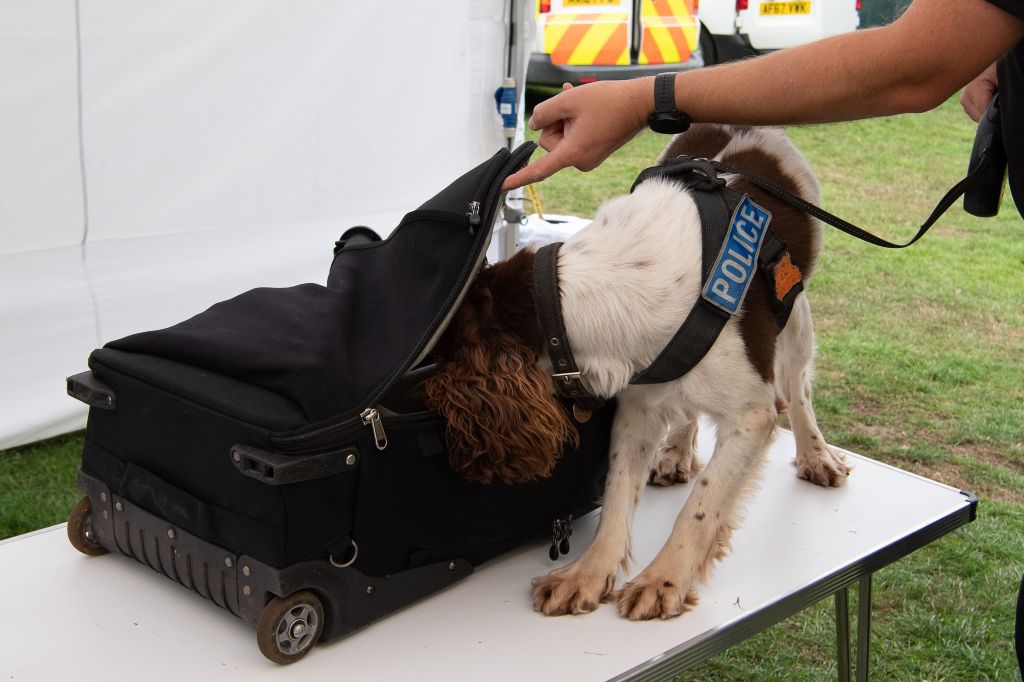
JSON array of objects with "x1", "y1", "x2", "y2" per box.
[{"x1": 0, "y1": 427, "x2": 975, "y2": 681}]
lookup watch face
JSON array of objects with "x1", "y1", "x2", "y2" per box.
[{"x1": 649, "y1": 112, "x2": 691, "y2": 135}]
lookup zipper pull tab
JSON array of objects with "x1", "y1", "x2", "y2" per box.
[
  {"x1": 549, "y1": 520, "x2": 562, "y2": 561},
  {"x1": 560, "y1": 514, "x2": 572, "y2": 555},
  {"x1": 467, "y1": 201, "x2": 481, "y2": 235},
  {"x1": 360, "y1": 408, "x2": 388, "y2": 450},
  {"x1": 548, "y1": 515, "x2": 573, "y2": 561}
]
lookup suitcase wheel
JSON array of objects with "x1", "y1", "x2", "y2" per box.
[
  {"x1": 67, "y1": 496, "x2": 109, "y2": 557},
  {"x1": 256, "y1": 590, "x2": 324, "y2": 665}
]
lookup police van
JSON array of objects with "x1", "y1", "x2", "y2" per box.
[
  {"x1": 699, "y1": 0, "x2": 860, "y2": 65},
  {"x1": 527, "y1": 0, "x2": 703, "y2": 87}
]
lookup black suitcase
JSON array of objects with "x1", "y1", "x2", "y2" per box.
[{"x1": 65, "y1": 143, "x2": 614, "y2": 664}]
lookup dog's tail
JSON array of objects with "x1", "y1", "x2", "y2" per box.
[{"x1": 656, "y1": 123, "x2": 751, "y2": 164}]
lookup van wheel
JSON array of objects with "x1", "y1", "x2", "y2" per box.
[
  {"x1": 699, "y1": 27, "x2": 718, "y2": 66},
  {"x1": 67, "y1": 496, "x2": 109, "y2": 556},
  {"x1": 256, "y1": 591, "x2": 324, "y2": 665}
]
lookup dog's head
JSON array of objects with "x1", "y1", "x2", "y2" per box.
[{"x1": 422, "y1": 247, "x2": 578, "y2": 485}]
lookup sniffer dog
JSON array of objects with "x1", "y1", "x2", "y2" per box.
[{"x1": 423, "y1": 124, "x2": 849, "y2": 620}]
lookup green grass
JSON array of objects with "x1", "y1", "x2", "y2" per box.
[
  {"x1": 2, "y1": 97, "x2": 1021, "y2": 679},
  {"x1": 0, "y1": 433, "x2": 83, "y2": 540}
]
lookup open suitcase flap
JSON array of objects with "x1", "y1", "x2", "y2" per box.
[{"x1": 103, "y1": 143, "x2": 537, "y2": 427}]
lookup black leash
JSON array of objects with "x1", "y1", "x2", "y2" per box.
[
  {"x1": 705, "y1": 95, "x2": 1008, "y2": 243},
  {"x1": 705, "y1": 151, "x2": 996, "y2": 249}
]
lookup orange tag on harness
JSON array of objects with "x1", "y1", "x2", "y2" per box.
[{"x1": 773, "y1": 253, "x2": 802, "y2": 301}]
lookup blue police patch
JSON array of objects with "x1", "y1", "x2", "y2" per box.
[{"x1": 701, "y1": 195, "x2": 772, "y2": 315}]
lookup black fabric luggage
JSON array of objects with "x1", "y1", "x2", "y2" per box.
[{"x1": 65, "y1": 143, "x2": 614, "y2": 664}]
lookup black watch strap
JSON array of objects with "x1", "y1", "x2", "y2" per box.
[
  {"x1": 648, "y1": 72, "x2": 691, "y2": 134},
  {"x1": 654, "y1": 72, "x2": 675, "y2": 114}
]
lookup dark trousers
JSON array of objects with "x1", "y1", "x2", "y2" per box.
[{"x1": 1016, "y1": 573, "x2": 1024, "y2": 676}]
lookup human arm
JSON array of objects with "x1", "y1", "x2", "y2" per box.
[{"x1": 504, "y1": 0, "x2": 1024, "y2": 190}]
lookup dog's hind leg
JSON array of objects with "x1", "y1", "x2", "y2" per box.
[
  {"x1": 532, "y1": 392, "x2": 661, "y2": 616},
  {"x1": 778, "y1": 295, "x2": 850, "y2": 487},
  {"x1": 649, "y1": 407, "x2": 703, "y2": 486},
  {"x1": 618, "y1": 402, "x2": 776, "y2": 621}
]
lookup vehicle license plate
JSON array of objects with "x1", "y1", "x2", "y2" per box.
[
  {"x1": 759, "y1": 1, "x2": 811, "y2": 15},
  {"x1": 563, "y1": 0, "x2": 619, "y2": 5}
]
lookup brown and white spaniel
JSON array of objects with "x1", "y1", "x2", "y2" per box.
[{"x1": 423, "y1": 124, "x2": 849, "y2": 621}]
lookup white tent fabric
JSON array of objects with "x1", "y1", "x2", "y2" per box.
[{"x1": 0, "y1": 1, "x2": 533, "y2": 450}]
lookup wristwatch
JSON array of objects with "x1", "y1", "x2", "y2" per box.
[{"x1": 647, "y1": 72, "x2": 691, "y2": 134}]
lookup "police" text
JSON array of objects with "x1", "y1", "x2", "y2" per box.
[{"x1": 702, "y1": 197, "x2": 772, "y2": 315}]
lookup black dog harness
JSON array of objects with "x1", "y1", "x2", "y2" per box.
[
  {"x1": 533, "y1": 157, "x2": 804, "y2": 416},
  {"x1": 534, "y1": 127, "x2": 998, "y2": 416}
]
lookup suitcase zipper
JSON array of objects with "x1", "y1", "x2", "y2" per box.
[
  {"x1": 403, "y1": 142, "x2": 537, "y2": 371},
  {"x1": 361, "y1": 407, "x2": 441, "y2": 452},
  {"x1": 272, "y1": 406, "x2": 439, "y2": 454},
  {"x1": 357, "y1": 142, "x2": 536, "y2": 411},
  {"x1": 271, "y1": 415, "x2": 364, "y2": 454},
  {"x1": 271, "y1": 143, "x2": 536, "y2": 457},
  {"x1": 360, "y1": 408, "x2": 388, "y2": 450}
]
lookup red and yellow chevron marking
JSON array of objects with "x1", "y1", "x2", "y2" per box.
[
  {"x1": 542, "y1": 12, "x2": 629, "y2": 66},
  {"x1": 638, "y1": 0, "x2": 698, "y2": 65}
]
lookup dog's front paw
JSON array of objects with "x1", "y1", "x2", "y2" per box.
[
  {"x1": 649, "y1": 446, "x2": 703, "y2": 486},
  {"x1": 531, "y1": 569, "x2": 616, "y2": 616},
  {"x1": 617, "y1": 573, "x2": 698, "y2": 621},
  {"x1": 795, "y1": 444, "x2": 851, "y2": 487}
]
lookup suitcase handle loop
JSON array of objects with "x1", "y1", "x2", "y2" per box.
[{"x1": 329, "y1": 539, "x2": 358, "y2": 568}]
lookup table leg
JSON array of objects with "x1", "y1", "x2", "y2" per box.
[
  {"x1": 856, "y1": 574, "x2": 872, "y2": 682},
  {"x1": 835, "y1": 587, "x2": 851, "y2": 682}
]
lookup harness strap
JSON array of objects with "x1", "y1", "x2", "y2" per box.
[
  {"x1": 631, "y1": 160, "x2": 806, "y2": 384},
  {"x1": 759, "y1": 231, "x2": 805, "y2": 328},
  {"x1": 631, "y1": 187, "x2": 737, "y2": 384},
  {"x1": 533, "y1": 242, "x2": 606, "y2": 411}
]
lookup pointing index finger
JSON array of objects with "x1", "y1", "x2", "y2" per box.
[{"x1": 502, "y1": 150, "x2": 569, "y2": 191}]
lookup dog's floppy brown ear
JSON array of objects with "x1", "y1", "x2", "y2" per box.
[{"x1": 423, "y1": 250, "x2": 578, "y2": 485}]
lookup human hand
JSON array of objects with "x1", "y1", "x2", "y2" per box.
[
  {"x1": 960, "y1": 62, "x2": 998, "y2": 122},
  {"x1": 503, "y1": 78, "x2": 653, "y2": 191}
]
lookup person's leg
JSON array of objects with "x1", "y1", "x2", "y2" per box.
[{"x1": 1015, "y1": 572, "x2": 1024, "y2": 675}]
